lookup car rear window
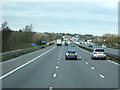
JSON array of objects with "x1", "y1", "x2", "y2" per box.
[
  {"x1": 68, "y1": 50, "x2": 76, "y2": 53},
  {"x1": 95, "y1": 49, "x2": 104, "y2": 52}
]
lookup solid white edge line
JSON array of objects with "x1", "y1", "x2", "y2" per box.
[
  {"x1": 76, "y1": 45, "x2": 91, "y2": 54},
  {"x1": 53, "y1": 74, "x2": 56, "y2": 78},
  {"x1": 76, "y1": 43, "x2": 119, "y2": 66},
  {"x1": 1, "y1": 46, "x2": 45, "y2": 64},
  {"x1": 0, "y1": 46, "x2": 56, "y2": 79},
  {"x1": 107, "y1": 60, "x2": 119, "y2": 65},
  {"x1": 59, "y1": 46, "x2": 63, "y2": 57}
]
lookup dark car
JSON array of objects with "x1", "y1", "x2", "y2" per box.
[
  {"x1": 64, "y1": 42, "x2": 68, "y2": 46},
  {"x1": 71, "y1": 43, "x2": 75, "y2": 47},
  {"x1": 79, "y1": 42, "x2": 82, "y2": 44},
  {"x1": 88, "y1": 44, "x2": 92, "y2": 48},
  {"x1": 65, "y1": 50, "x2": 77, "y2": 60}
]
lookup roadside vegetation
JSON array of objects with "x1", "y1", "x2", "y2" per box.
[
  {"x1": 93, "y1": 34, "x2": 120, "y2": 49},
  {"x1": 75, "y1": 43, "x2": 120, "y2": 64},
  {"x1": 0, "y1": 21, "x2": 61, "y2": 61},
  {"x1": 0, "y1": 21, "x2": 60, "y2": 53}
]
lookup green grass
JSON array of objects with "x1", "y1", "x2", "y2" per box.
[
  {"x1": 75, "y1": 43, "x2": 120, "y2": 64},
  {"x1": 1, "y1": 45, "x2": 47, "y2": 62}
]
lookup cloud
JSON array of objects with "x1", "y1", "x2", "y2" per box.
[{"x1": 1, "y1": 1, "x2": 118, "y2": 35}]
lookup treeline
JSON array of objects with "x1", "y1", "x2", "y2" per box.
[
  {"x1": 93, "y1": 33, "x2": 120, "y2": 47},
  {"x1": 1, "y1": 21, "x2": 60, "y2": 52}
]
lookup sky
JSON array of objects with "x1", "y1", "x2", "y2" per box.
[{"x1": 1, "y1": 0, "x2": 119, "y2": 36}]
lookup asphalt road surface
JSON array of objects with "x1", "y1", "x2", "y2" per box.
[
  {"x1": 1, "y1": 44, "x2": 119, "y2": 89},
  {"x1": 78, "y1": 42, "x2": 119, "y2": 56}
]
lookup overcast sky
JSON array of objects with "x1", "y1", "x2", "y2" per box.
[{"x1": 1, "y1": 0, "x2": 118, "y2": 36}]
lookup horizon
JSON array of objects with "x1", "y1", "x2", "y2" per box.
[{"x1": 1, "y1": 1, "x2": 118, "y2": 36}]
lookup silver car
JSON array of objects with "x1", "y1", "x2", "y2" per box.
[{"x1": 91, "y1": 48, "x2": 106, "y2": 60}]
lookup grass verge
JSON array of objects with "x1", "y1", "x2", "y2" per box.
[
  {"x1": 75, "y1": 43, "x2": 120, "y2": 64},
  {"x1": 1, "y1": 45, "x2": 48, "y2": 62}
]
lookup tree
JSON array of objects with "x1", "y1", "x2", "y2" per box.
[
  {"x1": 22, "y1": 24, "x2": 34, "y2": 44},
  {"x1": 2, "y1": 21, "x2": 12, "y2": 52}
]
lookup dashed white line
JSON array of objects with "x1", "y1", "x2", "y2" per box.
[
  {"x1": 53, "y1": 74, "x2": 57, "y2": 78},
  {"x1": 59, "y1": 46, "x2": 63, "y2": 57},
  {"x1": 85, "y1": 62, "x2": 88, "y2": 64},
  {"x1": 57, "y1": 62, "x2": 59, "y2": 64},
  {"x1": 91, "y1": 67, "x2": 95, "y2": 70},
  {"x1": 58, "y1": 58, "x2": 60, "y2": 60},
  {"x1": 0, "y1": 46, "x2": 56, "y2": 80},
  {"x1": 99, "y1": 74, "x2": 104, "y2": 79},
  {"x1": 56, "y1": 66, "x2": 58, "y2": 69},
  {"x1": 49, "y1": 87, "x2": 53, "y2": 90}
]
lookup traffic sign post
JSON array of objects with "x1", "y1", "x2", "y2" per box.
[{"x1": 41, "y1": 41, "x2": 46, "y2": 45}]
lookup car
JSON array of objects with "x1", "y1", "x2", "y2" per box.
[
  {"x1": 71, "y1": 43, "x2": 75, "y2": 47},
  {"x1": 91, "y1": 48, "x2": 106, "y2": 60},
  {"x1": 102, "y1": 44, "x2": 106, "y2": 48},
  {"x1": 64, "y1": 42, "x2": 68, "y2": 46},
  {"x1": 82, "y1": 42, "x2": 85, "y2": 44},
  {"x1": 65, "y1": 50, "x2": 77, "y2": 60},
  {"x1": 79, "y1": 42, "x2": 82, "y2": 44},
  {"x1": 88, "y1": 44, "x2": 92, "y2": 48}
]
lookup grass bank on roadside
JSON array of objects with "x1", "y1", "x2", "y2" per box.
[
  {"x1": 75, "y1": 43, "x2": 120, "y2": 64},
  {"x1": 1, "y1": 45, "x2": 48, "y2": 62}
]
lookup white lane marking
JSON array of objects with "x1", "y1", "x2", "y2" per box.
[
  {"x1": 107, "y1": 60, "x2": 119, "y2": 65},
  {"x1": 76, "y1": 43, "x2": 119, "y2": 66},
  {"x1": 58, "y1": 58, "x2": 60, "y2": 60},
  {"x1": 1, "y1": 46, "x2": 44, "y2": 64},
  {"x1": 57, "y1": 62, "x2": 59, "y2": 64},
  {"x1": 76, "y1": 45, "x2": 91, "y2": 54},
  {"x1": 53, "y1": 74, "x2": 57, "y2": 78},
  {"x1": 49, "y1": 87, "x2": 53, "y2": 90},
  {"x1": 99, "y1": 74, "x2": 104, "y2": 79},
  {"x1": 56, "y1": 66, "x2": 58, "y2": 69},
  {"x1": 59, "y1": 46, "x2": 63, "y2": 57},
  {"x1": 91, "y1": 67, "x2": 95, "y2": 70},
  {"x1": 86, "y1": 62, "x2": 88, "y2": 64},
  {"x1": 82, "y1": 59, "x2": 84, "y2": 60},
  {"x1": 0, "y1": 46, "x2": 56, "y2": 80}
]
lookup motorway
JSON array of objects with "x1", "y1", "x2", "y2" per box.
[
  {"x1": 78, "y1": 42, "x2": 119, "y2": 56},
  {"x1": 1, "y1": 44, "x2": 119, "y2": 89}
]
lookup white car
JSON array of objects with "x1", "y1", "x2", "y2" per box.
[
  {"x1": 102, "y1": 44, "x2": 106, "y2": 48},
  {"x1": 91, "y1": 48, "x2": 106, "y2": 60}
]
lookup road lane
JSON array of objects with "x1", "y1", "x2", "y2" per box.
[
  {"x1": 78, "y1": 41, "x2": 119, "y2": 56},
  {"x1": 53, "y1": 45, "x2": 118, "y2": 88},
  {"x1": 2, "y1": 44, "x2": 118, "y2": 88},
  {"x1": 75, "y1": 45, "x2": 118, "y2": 88},
  {"x1": 2, "y1": 45, "x2": 56, "y2": 75},
  {"x1": 2, "y1": 45, "x2": 59, "y2": 88}
]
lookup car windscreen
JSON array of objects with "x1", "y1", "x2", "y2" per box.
[{"x1": 95, "y1": 49, "x2": 104, "y2": 52}]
